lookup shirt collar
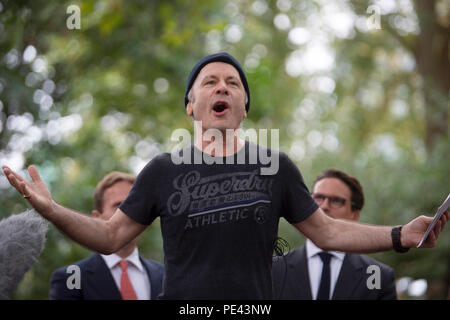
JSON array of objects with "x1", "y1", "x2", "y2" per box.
[
  {"x1": 101, "y1": 247, "x2": 144, "y2": 272},
  {"x1": 305, "y1": 239, "x2": 346, "y2": 261}
]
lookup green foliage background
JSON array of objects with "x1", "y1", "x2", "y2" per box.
[{"x1": 0, "y1": 0, "x2": 448, "y2": 299}]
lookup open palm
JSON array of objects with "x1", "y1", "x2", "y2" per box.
[{"x1": 2, "y1": 165, "x2": 54, "y2": 217}]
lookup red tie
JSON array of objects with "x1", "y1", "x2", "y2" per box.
[{"x1": 119, "y1": 260, "x2": 137, "y2": 300}]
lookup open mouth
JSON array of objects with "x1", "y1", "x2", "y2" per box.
[{"x1": 212, "y1": 101, "x2": 229, "y2": 115}]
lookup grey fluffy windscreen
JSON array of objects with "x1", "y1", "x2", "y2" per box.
[{"x1": 0, "y1": 210, "x2": 49, "y2": 299}]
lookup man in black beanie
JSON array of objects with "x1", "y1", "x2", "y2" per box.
[
  {"x1": 185, "y1": 52, "x2": 249, "y2": 154},
  {"x1": 3, "y1": 52, "x2": 449, "y2": 300},
  {"x1": 184, "y1": 52, "x2": 250, "y2": 113}
]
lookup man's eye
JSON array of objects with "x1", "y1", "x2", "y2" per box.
[
  {"x1": 330, "y1": 197, "x2": 345, "y2": 205},
  {"x1": 313, "y1": 195, "x2": 325, "y2": 201}
]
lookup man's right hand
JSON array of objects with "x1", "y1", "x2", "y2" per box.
[
  {"x1": 3, "y1": 165, "x2": 147, "y2": 255},
  {"x1": 2, "y1": 165, "x2": 55, "y2": 218}
]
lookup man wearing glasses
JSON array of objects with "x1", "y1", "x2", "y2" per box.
[{"x1": 273, "y1": 169, "x2": 397, "y2": 300}]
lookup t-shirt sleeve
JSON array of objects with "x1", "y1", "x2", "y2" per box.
[
  {"x1": 279, "y1": 152, "x2": 319, "y2": 224},
  {"x1": 119, "y1": 154, "x2": 166, "y2": 225}
]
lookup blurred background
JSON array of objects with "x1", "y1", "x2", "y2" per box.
[{"x1": 0, "y1": 0, "x2": 448, "y2": 299}]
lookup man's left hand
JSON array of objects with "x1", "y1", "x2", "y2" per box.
[{"x1": 402, "y1": 210, "x2": 449, "y2": 248}]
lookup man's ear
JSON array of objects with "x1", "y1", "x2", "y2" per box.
[
  {"x1": 92, "y1": 210, "x2": 101, "y2": 218},
  {"x1": 243, "y1": 110, "x2": 247, "y2": 118},
  {"x1": 352, "y1": 210, "x2": 361, "y2": 221},
  {"x1": 186, "y1": 102, "x2": 193, "y2": 116}
]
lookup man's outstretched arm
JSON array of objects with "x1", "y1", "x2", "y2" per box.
[
  {"x1": 295, "y1": 207, "x2": 449, "y2": 253},
  {"x1": 2, "y1": 165, "x2": 147, "y2": 254}
]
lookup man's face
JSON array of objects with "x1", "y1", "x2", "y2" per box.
[
  {"x1": 186, "y1": 62, "x2": 247, "y2": 132},
  {"x1": 95, "y1": 180, "x2": 133, "y2": 220},
  {"x1": 312, "y1": 177, "x2": 360, "y2": 221}
]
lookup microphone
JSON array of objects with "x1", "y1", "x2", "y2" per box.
[
  {"x1": 0, "y1": 210, "x2": 48, "y2": 299},
  {"x1": 273, "y1": 237, "x2": 290, "y2": 299}
]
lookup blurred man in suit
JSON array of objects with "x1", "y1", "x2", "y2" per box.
[
  {"x1": 273, "y1": 169, "x2": 397, "y2": 300},
  {"x1": 49, "y1": 171, "x2": 164, "y2": 300}
]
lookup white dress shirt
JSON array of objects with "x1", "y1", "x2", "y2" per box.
[
  {"x1": 306, "y1": 239, "x2": 346, "y2": 300},
  {"x1": 101, "y1": 247, "x2": 151, "y2": 300}
]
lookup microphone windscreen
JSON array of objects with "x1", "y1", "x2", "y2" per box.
[{"x1": 0, "y1": 210, "x2": 48, "y2": 299}]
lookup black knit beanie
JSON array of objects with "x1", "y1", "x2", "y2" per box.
[{"x1": 184, "y1": 52, "x2": 250, "y2": 112}]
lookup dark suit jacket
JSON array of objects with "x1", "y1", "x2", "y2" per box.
[
  {"x1": 49, "y1": 253, "x2": 164, "y2": 300},
  {"x1": 272, "y1": 245, "x2": 397, "y2": 300}
]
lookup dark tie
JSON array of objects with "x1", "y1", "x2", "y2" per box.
[{"x1": 317, "y1": 252, "x2": 332, "y2": 300}]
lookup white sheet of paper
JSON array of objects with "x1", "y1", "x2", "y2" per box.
[{"x1": 417, "y1": 193, "x2": 450, "y2": 248}]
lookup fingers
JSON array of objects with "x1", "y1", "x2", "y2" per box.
[
  {"x1": 3, "y1": 167, "x2": 25, "y2": 192},
  {"x1": 421, "y1": 211, "x2": 449, "y2": 248},
  {"x1": 439, "y1": 211, "x2": 448, "y2": 232},
  {"x1": 421, "y1": 229, "x2": 437, "y2": 248},
  {"x1": 28, "y1": 165, "x2": 42, "y2": 183},
  {"x1": 3, "y1": 166, "x2": 26, "y2": 185},
  {"x1": 2, "y1": 166, "x2": 34, "y2": 198},
  {"x1": 430, "y1": 211, "x2": 448, "y2": 241},
  {"x1": 19, "y1": 181, "x2": 32, "y2": 198},
  {"x1": 425, "y1": 230, "x2": 436, "y2": 248},
  {"x1": 434, "y1": 220, "x2": 441, "y2": 239}
]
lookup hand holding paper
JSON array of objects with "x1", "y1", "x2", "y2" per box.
[
  {"x1": 417, "y1": 194, "x2": 450, "y2": 248},
  {"x1": 399, "y1": 194, "x2": 449, "y2": 250}
]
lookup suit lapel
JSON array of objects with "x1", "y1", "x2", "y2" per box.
[
  {"x1": 332, "y1": 253, "x2": 364, "y2": 299},
  {"x1": 85, "y1": 253, "x2": 122, "y2": 300},
  {"x1": 288, "y1": 245, "x2": 312, "y2": 299},
  {"x1": 140, "y1": 256, "x2": 156, "y2": 299}
]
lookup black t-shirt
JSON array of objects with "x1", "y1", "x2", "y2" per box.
[{"x1": 119, "y1": 141, "x2": 318, "y2": 299}]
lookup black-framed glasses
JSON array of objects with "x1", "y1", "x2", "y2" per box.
[{"x1": 311, "y1": 193, "x2": 352, "y2": 209}]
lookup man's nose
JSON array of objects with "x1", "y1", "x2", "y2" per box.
[
  {"x1": 320, "y1": 198, "x2": 330, "y2": 213},
  {"x1": 215, "y1": 81, "x2": 229, "y2": 95}
]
